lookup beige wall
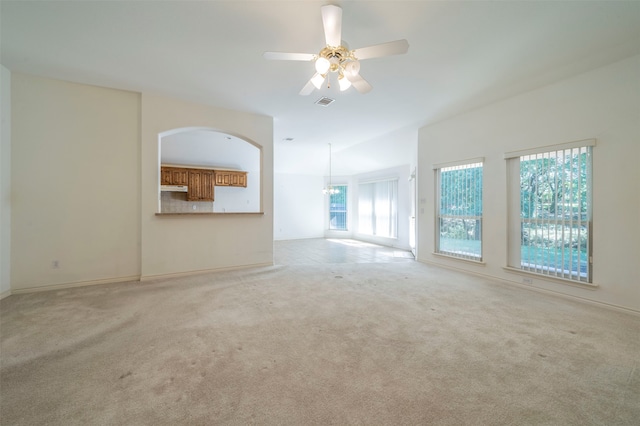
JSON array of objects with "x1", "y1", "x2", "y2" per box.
[
  {"x1": 9, "y1": 74, "x2": 273, "y2": 291},
  {"x1": 0, "y1": 66, "x2": 11, "y2": 298},
  {"x1": 418, "y1": 55, "x2": 640, "y2": 313},
  {"x1": 140, "y1": 93, "x2": 273, "y2": 279},
  {"x1": 10, "y1": 74, "x2": 141, "y2": 291}
]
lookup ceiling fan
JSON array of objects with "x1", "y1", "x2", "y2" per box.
[{"x1": 263, "y1": 4, "x2": 409, "y2": 95}]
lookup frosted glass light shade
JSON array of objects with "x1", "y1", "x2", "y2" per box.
[
  {"x1": 315, "y1": 57, "x2": 330, "y2": 74},
  {"x1": 338, "y1": 76, "x2": 351, "y2": 91}
]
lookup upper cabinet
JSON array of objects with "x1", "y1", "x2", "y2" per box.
[
  {"x1": 214, "y1": 170, "x2": 247, "y2": 187},
  {"x1": 161, "y1": 165, "x2": 248, "y2": 202},
  {"x1": 187, "y1": 169, "x2": 215, "y2": 201},
  {"x1": 161, "y1": 167, "x2": 189, "y2": 186}
]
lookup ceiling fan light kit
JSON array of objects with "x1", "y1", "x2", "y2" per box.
[
  {"x1": 338, "y1": 75, "x2": 351, "y2": 91},
  {"x1": 264, "y1": 4, "x2": 409, "y2": 95},
  {"x1": 315, "y1": 57, "x2": 331, "y2": 74}
]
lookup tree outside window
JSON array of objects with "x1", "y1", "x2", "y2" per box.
[
  {"x1": 436, "y1": 161, "x2": 483, "y2": 261},
  {"x1": 518, "y1": 146, "x2": 592, "y2": 282},
  {"x1": 329, "y1": 185, "x2": 347, "y2": 230}
]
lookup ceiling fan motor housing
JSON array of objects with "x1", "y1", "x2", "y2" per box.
[{"x1": 319, "y1": 45, "x2": 354, "y2": 73}]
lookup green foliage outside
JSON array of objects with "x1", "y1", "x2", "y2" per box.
[
  {"x1": 520, "y1": 151, "x2": 590, "y2": 222},
  {"x1": 440, "y1": 166, "x2": 483, "y2": 217},
  {"x1": 329, "y1": 185, "x2": 348, "y2": 230},
  {"x1": 439, "y1": 165, "x2": 482, "y2": 258},
  {"x1": 520, "y1": 149, "x2": 590, "y2": 278}
]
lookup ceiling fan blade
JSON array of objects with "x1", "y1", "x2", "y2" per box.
[
  {"x1": 263, "y1": 52, "x2": 315, "y2": 61},
  {"x1": 299, "y1": 77, "x2": 316, "y2": 96},
  {"x1": 347, "y1": 73, "x2": 372, "y2": 94},
  {"x1": 352, "y1": 39, "x2": 409, "y2": 60},
  {"x1": 321, "y1": 4, "x2": 342, "y2": 47}
]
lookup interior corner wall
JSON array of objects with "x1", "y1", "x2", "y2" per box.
[
  {"x1": 318, "y1": 127, "x2": 417, "y2": 247},
  {"x1": 140, "y1": 93, "x2": 273, "y2": 279},
  {"x1": 274, "y1": 173, "x2": 324, "y2": 241},
  {"x1": 0, "y1": 66, "x2": 11, "y2": 298},
  {"x1": 332, "y1": 126, "x2": 418, "y2": 176},
  {"x1": 10, "y1": 73, "x2": 141, "y2": 291},
  {"x1": 417, "y1": 54, "x2": 640, "y2": 313}
]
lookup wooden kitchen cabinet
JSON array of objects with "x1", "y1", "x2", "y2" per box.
[
  {"x1": 230, "y1": 172, "x2": 247, "y2": 187},
  {"x1": 214, "y1": 171, "x2": 230, "y2": 186},
  {"x1": 161, "y1": 165, "x2": 246, "y2": 203},
  {"x1": 215, "y1": 170, "x2": 247, "y2": 187},
  {"x1": 187, "y1": 170, "x2": 214, "y2": 201},
  {"x1": 171, "y1": 168, "x2": 189, "y2": 186},
  {"x1": 161, "y1": 168, "x2": 172, "y2": 185},
  {"x1": 161, "y1": 167, "x2": 189, "y2": 186}
]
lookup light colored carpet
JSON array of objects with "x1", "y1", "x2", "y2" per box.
[{"x1": 1, "y1": 259, "x2": 639, "y2": 425}]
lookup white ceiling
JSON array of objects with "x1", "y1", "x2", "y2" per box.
[{"x1": 2, "y1": 0, "x2": 640, "y2": 174}]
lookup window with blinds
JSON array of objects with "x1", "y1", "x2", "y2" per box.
[
  {"x1": 358, "y1": 179, "x2": 398, "y2": 238},
  {"x1": 506, "y1": 140, "x2": 593, "y2": 283},
  {"x1": 329, "y1": 185, "x2": 348, "y2": 230},
  {"x1": 435, "y1": 160, "x2": 483, "y2": 261}
]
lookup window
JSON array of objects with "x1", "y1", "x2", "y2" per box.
[
  {"x1": 329, "y1": 185, "x2": 348, "y2": 230},
  {"x1": 506, "y1": 140, "x2": 593, "y2": 283},
  {"x1": 358, "y1": 179, "x2": 398, "y2": 238},
  {"x1": 435, "y1": 160, "x2": 483, "y2": 261}
]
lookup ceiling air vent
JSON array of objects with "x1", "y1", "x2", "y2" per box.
[{"x1": 315, "y1": 97, "x2": 335, "y2": 107}]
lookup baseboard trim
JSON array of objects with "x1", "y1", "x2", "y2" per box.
[
  {"x1": 7, "y1": 263, "x2": 276, "y2": 295},
  {"x1": 140, "y1": 262, "x2": 274, "y2": 282},
  {"x1": 11, "y1": 275, "x2": 141, "y2": 295},
  {"x1": 417, "y1": 259, "x2": 639, "y2": 317}
]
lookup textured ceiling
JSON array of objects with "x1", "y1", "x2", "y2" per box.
[{"x1": 2, "y1": 0, "x2": 640, "y2": 174}]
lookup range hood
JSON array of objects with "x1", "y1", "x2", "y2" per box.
[{"x1": 160, "y1": 185, "x2": 188, "y2": 192}]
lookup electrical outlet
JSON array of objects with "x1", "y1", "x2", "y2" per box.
[
  {"x1": 522, "y1": 277, "x2": 533, "y2": 285},
  {"x1": 52, "y1": 260, "x2": 60, "y2": 269}
]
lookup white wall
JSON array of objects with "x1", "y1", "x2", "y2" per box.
[
  {"x1": 418, "y1": 55, "x2": 640, "y2": 313},
  {"x1": 332, "y1": 126, "x2": 418, "y2": 176},
  {"x1": 274, "y1": 173, "x2": 325, "y2": 241},
  {"x1": 322, "y1": 127, "x2": 417, "y2": 249},
  {"x1": 141, "y1": 93, "x2": 273, "y2": 279},
  {"x1": 10, "y1": 74, "x2": 141, "y2": 291},
  {"x1": 0, "y1": 66, "x2": 11, "y2": 298},
  {"x1": 272, "y1": 126, "x2": 418, "y2": 244}
]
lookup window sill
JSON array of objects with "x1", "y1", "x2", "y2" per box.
[
  {"x1": 156, "y1": 212, "x2": 264, "y2": 216},
  {"x1": 502, "y1": 266, "x2": 598, "y2": 290},
  {"x1": 432, "y1": 252, "x2": 485, "y2": 265}
]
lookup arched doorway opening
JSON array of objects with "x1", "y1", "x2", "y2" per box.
[{"x1": 158, "y1": 127, "x2": 262, "y2": 213}]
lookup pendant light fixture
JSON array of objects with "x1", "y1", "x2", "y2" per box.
[{"x1": 322, "y1": 143, "x2": 339, "y2": 195}]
